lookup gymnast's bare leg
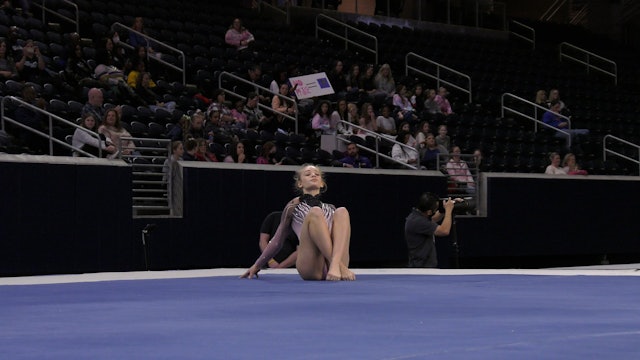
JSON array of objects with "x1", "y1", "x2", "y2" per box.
[{"x1": 296, "y1": 207, "x2": 355, "y2": 281}]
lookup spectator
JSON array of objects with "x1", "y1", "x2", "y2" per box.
[
  {"x1": 126, "y1": 45, "x2": 150, "y2": 77},
  {"x1": 72, "y1": 113, "x2": 116, "y2": 157},
  {"x1": 423, "y1": 88, "x2": 441, "y2": 116},
  {"x1": 182, "y1": 138, "x2": 198, "y2": 161},
  {"x1": 96, "y1": 35, "x2": 126, "y2": 70},
  {"x1": 127, "y1": 57, "x2": 154, "y2": 89},
  {"x1": 392, "y1": 83, "x2": 418, "y2": 125},
  {"x1": 162, "y1": 140, "x2": 184, "y2": 182},
  {"x1": 230, "y1": 99, "x2": 248, "y2": 130},
  {"x1": 391, "y1": 131, "x2": 419, "y2": 168},
  {"x1": 376, "y1": 104, "x2": 396, "y2": 136},
  {"x1": 374, "y1": 63, "x2": 396, "y2": 98},
  {"x1": 0, "y1": 39, "x2": 18, "y2": 80},
  {"x1": 65, "y1": 44, "x2": 102, "y2": 89},
  {"x1": 15, "y1": 39, "x2": 45, "y2": 83},
  {"x1": 167, "y1": 114, "x2": 189, "y2": 142},
  {"x1": 358, "y1": 102, "x2": 377, "y2": 134},
  {"x1": 345, "y1": 63, "x2": 362, "y2": 102},
  {"x1": 81, "y1": 88, "x2": 108, "y2": 124},
  {"x1": 542, "y1": 100, "x2": 589, "y2": 145},
  {"x1": 224, "y1": 140, "x2": 248, "y2": 163},
  {"x1": 562, "y1": 153, "x2": 588, "y2": 175},
  {"x1": 205, "y1": 105, "x2": 239, "y2": 144},
  {"x1": 238, "y1": 64, "x2": 270, "y2": 103},
  {"x1": 335, "y1": 142, "x2": 372, "y2": 168},
  {"x1": 136, "y1": 71, "x2": 176, "y2": 113},
  {"x1": 184, "y1": 109, "x2": 206, "y2": 141},
  {"x1": 269, "y1": 64, "x2": 289, "y2": 94},
  {"x1": 128, "y1": 17, "x2": 155, "y2": 54},
  {"x1": 445, "y1": 146, "x2": 475, "y2": 194},
  {"x1": 339, "y1": 102, "x2": 360, "y2": 135},
  {"x1": 435, "y1": 124, "x2": 451, "y2": 151},
  {"x1": 13, "y1": 84, "x2": 47, "y2": 152},
  {"x1": 256, "y1": 141, "x2": 282, "y2": 165},
  {"x1": 311, "y1": 100, "x2": 334, "y2": 134},
  {"x1": 359, "y1": 63, "x2": 379, "y2": 103},
  {"x1": 414, "y1": 120, "x2": 431, "y2": 156},
  {"x1": 330, "y1": 99, "x2": 348, "y2": 133},
  {"x1": 194, "y1": 138, "x2": 217, "y2": 162},
  {"x1": 544, "y1": 152, "x2": 567, "y2": 175},
  {"x1": 98, "y1": 108, "x2": 136, "y2": 158},
  {"x1": 534, "y1": 89, "x2": 547, "y2": 106},
  {"x1": 243, "y1": 91, "x2": 269, "y2": 130},
  {"x1": 5, "y1": 26, "x2": 23, "y2": 59},
  {"x1": 271, "y1": 82, "x2": 297, "y2": 133},
  {"x1": 435, "y1": 86, "x2": 453, "y2": 115},
  {"x1": 207, "y1": 89, "x2": 234, "y2": 126},
  {"x1": 547, "y1": 88, "x2": 570, "y2": 117},
  {"x1": 398, "y1": 121, "x2": 416, "y2": 148},
  {"x1": 327, "y1": 59, "x2": 347, "y2": 100},
  {"x1": 472, "y1": 148, "x2": 486, "y2": 172},
  {"x1": 405, "y1": 192, "x2": 456, "y2": 268},
  {"x1": 225, "y1": 18, "x2": 255, "y2": 51},
  {"x1": 258, "y1": 211, "x2": 299, "y2": 269},
  {"x1": 421, "y1": 133, "x2": 448, "y2": 170},
  {"x1": 410, "y1": 83, "x2": 427, "y2": 118}
]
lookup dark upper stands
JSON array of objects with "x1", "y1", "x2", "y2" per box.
[{"x1": 1, "y1": 1, "x2": 638, "y2": 175}]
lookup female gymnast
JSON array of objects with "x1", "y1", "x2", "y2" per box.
[{"x1": 241, "y1": 164, "x2": 355, "y2": 281}]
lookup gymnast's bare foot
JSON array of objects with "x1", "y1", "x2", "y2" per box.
[
  {"x1": 326, "y1": 261, "x2": 341, "y2": 281},
  {"x1": 340, "y1": 263, "x2": 355, "y2": 281}
]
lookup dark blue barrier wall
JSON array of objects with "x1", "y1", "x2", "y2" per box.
[
  {"x1": 0, "y1": 155, "x2": 134, "y2": 276},
  {"x1": 135, "y1": 164, "x2": 448, "y2": 270},
  {"x1": 2, "y1": 157, "x2": 639, "y2": 276},
  {"x1": 455, "y1": 173, "x2": 640, "y2": 267}
]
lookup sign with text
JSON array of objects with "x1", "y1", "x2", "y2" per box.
[{"x1": 289, "y1": 72, "x2": 334, "y2": 99}]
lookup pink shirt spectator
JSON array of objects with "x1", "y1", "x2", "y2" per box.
[{"x1": 225, "y1": 18, "x2": 255, "y2": 51}]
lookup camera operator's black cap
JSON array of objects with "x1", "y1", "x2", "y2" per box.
[{"x1": 417, "y1": 192, "x2": 439, "y2": 212}]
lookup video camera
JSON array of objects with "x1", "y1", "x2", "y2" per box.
[{"x1": 439, "y1": 197, "x2": 474, "y2": 215}]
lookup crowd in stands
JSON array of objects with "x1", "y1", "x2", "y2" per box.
[{"x1": 0, "y1": 2, "x2": 631, "y2": 178}]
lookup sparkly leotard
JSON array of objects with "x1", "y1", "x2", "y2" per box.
[
  {"x1": 254, "y1": 194, "x2": 336, "y2": 269},
  {"x1": 290, "y1": 194, "x2": 336, "y2": 239}
]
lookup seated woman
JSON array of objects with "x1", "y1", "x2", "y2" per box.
[
  {"x1": 98, "y1": 108, "x2": 136, "y2": 158},
  {"x1": 445, "y1": 146, "x2": 475, "y2": 194},
  {"x1": 545, "y1": 152, "x2": 567, "y2": 175},
  {"x1": 224, "y1": 140, "x2": 248, "y2": 163},
  {"x1": 241, "y1": 164, "x2": 355, "y2": 281},
  {"x1": 391, "y1": 131, "x2": 420, "y2": 168},
  {"x1": 136, "y1": 71, "x2": 176, "y2": 113},
  {"x1": 562, "y1": 153, "x2": 588, "y2": 175},
  {"x1": 72, "y1": 113, "x2": 117, "y2": 157}
]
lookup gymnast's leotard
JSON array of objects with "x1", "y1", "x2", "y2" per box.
[
  {"x1": 290, "y1": 193, "x2": 336, "y2": 239},
  {"x1": 254, "y1": 194, "x2": 336, "y2": 269}
]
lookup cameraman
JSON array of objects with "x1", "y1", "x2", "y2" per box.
[{"x1": 404, "y1": 192, "x2": 456, "y2": 268}]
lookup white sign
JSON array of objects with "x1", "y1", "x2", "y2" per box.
[{"x1": 289, "y1": 72, "x2": 334, "y2": 100}]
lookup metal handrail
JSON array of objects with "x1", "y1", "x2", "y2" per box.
[
  {"x1": 1, "y1": 96, "x2": 102, "y2": 157},
  {"x1": 559, "y1": 42, "x2": 617, "y2": 85},
  {"x1": 501, "y1": 93, "x2": 572, "y2": 149},
  {"x1": 315, "y1": 13, "x2": 378, "y2": 65},
  {"x1": 34, "y1": 0, "x2": 79, "y2": 34},
  {"x1": 405, "y1": 52, "x2": 472, "y2": 104},
  {"x1": 217, "y1": 71, "x2": 300, "y2": 134},
  {"x1": 111, "y1": 22, "x2": 187, "y2": 86},
  {"x1": 541, "y1": 0, "x2": 567, "y2": 21},
  {"x1": 334, "y1": 120, "x2": 418, "y2": 170},
  {"x1": 509, "y1": 20, "x2": 535, "y2": 50},
  {"x1": 603, "y1": 135, "x2": 640, "y2": 175}
]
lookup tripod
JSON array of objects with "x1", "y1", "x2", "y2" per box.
[{"x1": 141, "y1": 224, "x2": 156, "y2": 271}]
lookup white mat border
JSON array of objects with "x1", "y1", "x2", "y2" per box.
[{"x1": 2, "y1": 265, "x2": 639, "y2": 286}]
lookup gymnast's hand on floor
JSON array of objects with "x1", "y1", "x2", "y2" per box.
[{"x1": 240, "y1": 264, "x2": 260, "y2": 279}]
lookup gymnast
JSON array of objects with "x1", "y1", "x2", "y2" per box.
[{"x1": 241, "y1": 164, "x2": 355, "y2": 281}]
